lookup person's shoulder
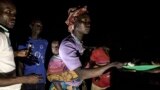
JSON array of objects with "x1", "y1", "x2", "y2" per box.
[
  {"x1": 42, "y1": 39, "x2": 48, "y2": 43},
  {"x1": 0, "y1": 32, "x2": 4, "y2": 35},
  {"x1": 60, "y1": 41, "x2": 76, "y2": 51},
  {"x1": 61, "y1": 35, "x2": 76, "y2": 44}
]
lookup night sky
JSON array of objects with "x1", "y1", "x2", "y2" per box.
[{"x1": 11, "y1": 0, "x2": 159, "y2": 61}]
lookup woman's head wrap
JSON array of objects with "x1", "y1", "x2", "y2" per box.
[{"x1": 65, "y1": 6, "x2": 88, "y2": 32}]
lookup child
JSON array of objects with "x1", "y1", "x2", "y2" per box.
[{"x1": 47, "y1": 40, "x2": 78, "y2": 90}]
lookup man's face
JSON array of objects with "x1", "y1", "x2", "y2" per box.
[
  {"x1": 0, "y1": 3, "x2": 16, "y2": 29},
  {"x1": 31, "y1": 21, "x2": 43, "y2": 35},
  {"x1": 75, "y1": 15, "x2": 91, "y2": 34},
  {"x1": 51, "y1": 41, "x2": 59, "y2": 55}
]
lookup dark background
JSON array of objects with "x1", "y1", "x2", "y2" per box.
[
  {"x1": 10, "y1": 0, "x2": 160, "y2": 89},
  {"x1": 11, "y1": 0, "x2": 159, "y2": 60}
]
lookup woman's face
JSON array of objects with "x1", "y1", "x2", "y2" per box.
[{"x1": 75, "y1": 15, "x2": 91, "y2": 35}]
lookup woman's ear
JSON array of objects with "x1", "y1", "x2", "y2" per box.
[{"x1": 68, "y1": 25, "x2": 74, "y2": 32}]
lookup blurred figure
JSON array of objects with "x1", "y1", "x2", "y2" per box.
[
  {"x1": 89, "y1": 47, "x2": 111, "y2": 90},
  {"x1": 0, "y1": 0, "x2": 42, "y2": 90},
  {"x1": 18, "y1": 19, "x2": 48, "y2": 90}
]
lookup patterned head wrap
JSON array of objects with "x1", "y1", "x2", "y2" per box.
[{"x1": 65, "y1": 6, "x2": 88, "y2": 32}]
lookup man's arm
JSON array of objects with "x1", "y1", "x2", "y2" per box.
[
  {"x1": 0, "y1": 77, "x2": 24, "y2": 86},
  {"x1": 14, "y1": 50, "x2": 28, "y2": 57},
  {"x1": 0, "y1": 75, "x2": 42, "y2": 86},
  {"x1": 0, "y1": 69, "x2": 41, "y2": 86}
]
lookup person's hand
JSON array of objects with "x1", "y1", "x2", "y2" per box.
[
  {"x1": 109, "y1": 62, "x2": 124, "y2": 69},
  {"x1": 23, "y1": 75, "x2": 42, "y2": 84},
  {"x1": 15, "y1": 50, "x2": 29, "y2": 57},
  {"x1": 24, "y1": 55, "x2": 39, "y2": 65}
]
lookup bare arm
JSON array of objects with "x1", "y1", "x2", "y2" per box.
[
  {"x1": 14, "y1": 50, "x2": 28, "y2": 57},
  {"x1": 0, "y1": 75, "x2": 42, "y2": 87},
  {"x1": 0, "y1": 77, "x2": 23, "y2": 86},
  {"x1": 75, "y1": 62, "x2": 123, "y2": 80}
]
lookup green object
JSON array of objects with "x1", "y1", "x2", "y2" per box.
[{"x1": 123, "y1": 65, "x2": 160, "y2": 71}]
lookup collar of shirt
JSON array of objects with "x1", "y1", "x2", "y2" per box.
[
  {"x1": 53, "y1": 55, "x2": 61, "y2": 59},
  {"x1": 0, "y1": 25, "x2": 10, "y2": 37},
  {"x1": 71, "y1": 33, "x2": 83, "y2": 45},
  {"x1": 0, "y1": 25, "x2": 9, "y2": 32},
  {"x1": 71, "y1": 33, "x2": 85, "y2": 54}
]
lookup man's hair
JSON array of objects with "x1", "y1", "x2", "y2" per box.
[{"x1": 0, "y1": 0, "x2": 14, "y2": 13}]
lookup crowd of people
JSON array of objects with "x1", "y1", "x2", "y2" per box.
[{"x1": 5, "y1": 0, "x2": 158, "y2": 90}]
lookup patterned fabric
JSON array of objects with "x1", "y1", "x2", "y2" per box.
[
  {"x1": 47, "y1": 55, "x2": 79, "y2": 88},
  {"x1": 65, "y1": 6, "x2": 88, "y2": 32},
  {"x1": 49, "y1": 83, "x2": 57, "y2": 90},
  {"x1": 49, "y1": 82, "x2": 79, "y2": 90},
  {"x1": 47, "y1": 70, "x2": 78, "y2": 82},
  {"x1": 90, "y1": 47, "x2": 111, "y2": 88},
  {"x1": 47, "y1": 55, "x2": 66, "y2": 74}
]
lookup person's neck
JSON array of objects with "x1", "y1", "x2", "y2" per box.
[
  {"x1": 31, "y1": 33, "x2": 39, "y2": 39},
  {"x1": 73, "y1": 31, "x2": 83, "y2": 41}
]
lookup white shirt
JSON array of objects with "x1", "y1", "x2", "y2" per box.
[{"x1": 0, "y1": 25, "x2": 21, "y2": 90}]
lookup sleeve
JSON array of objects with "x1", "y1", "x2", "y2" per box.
[
  {"x1": 18, "y1": 44, "x2": 27, "y2": 50},
  {"x1": 59, "y1": 41, "x2": 82, "y2": 71}
]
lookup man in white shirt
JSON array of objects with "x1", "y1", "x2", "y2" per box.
[{"x1": 0, "y1": 0, "x2": 42, "y2": 90}]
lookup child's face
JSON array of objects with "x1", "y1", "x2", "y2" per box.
[
  {"x1": 51, "y1": 41, "x2": 59, "y2": 55},
  {"x1": 31, "y1": 21, "x2": 43, "y2": 35}
]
